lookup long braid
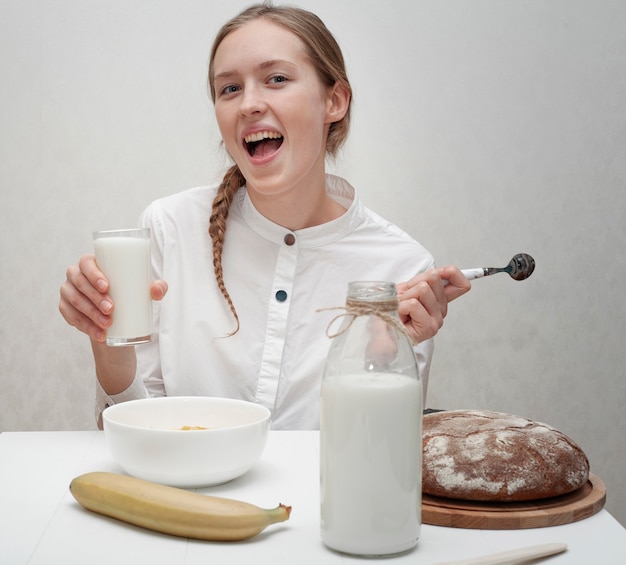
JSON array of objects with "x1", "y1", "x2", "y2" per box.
[{"x1": 209, "y1": 164, "x2": 246, "y2": 336}]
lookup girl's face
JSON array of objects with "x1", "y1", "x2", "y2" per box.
[{"x1": 212, "y1": 18, "x2": 347, "y2": 200}]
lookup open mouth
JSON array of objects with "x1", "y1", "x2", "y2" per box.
[{"x1": 244, "y1": 130, "x2": 284, "y2": 158}]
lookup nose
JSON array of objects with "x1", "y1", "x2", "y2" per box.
[{"x1": 239, "y1": 85, "x2": 266, "y2": 117}]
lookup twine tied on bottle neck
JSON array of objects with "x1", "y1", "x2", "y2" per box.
[{"x1": 318, "y1": 298, "x2": 417, "y2": 345}]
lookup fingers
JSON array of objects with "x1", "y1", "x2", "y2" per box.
[
  {"x1": 75, "y1": 254, "x2": 112, "y2": 310},
  {"x1": 398, "y1": 269, "x2": 448, "y2": 312},
  {"x1": 59, "y1": 255, "x2": 112, "y2": 342},
  {"x1": 396, "y1": 266, "x2": 471, "y2": 343},
  {"x1": 398, "y1": 266, "x2": 471, "y2": 304},
  {"x1": 60, "y1": 255, "x2": 168, "y2": 342},
  {"x1": 398, "y1": 280, "x2": 446, "y2": 343},
  {"x1": 150, "y1": 280, "x2": 168, "y2": 301},
  {"x1": 438, "y1": 265, "x2": 472, "y2": 301}
]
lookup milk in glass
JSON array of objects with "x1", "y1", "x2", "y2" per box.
[{"x1": 93, "y1": 228, "x2": 153, "y2": 346}]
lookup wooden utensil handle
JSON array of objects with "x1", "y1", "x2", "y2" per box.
[{"x1": 430, "y1": 542, "x2": 567, "y2": 565}]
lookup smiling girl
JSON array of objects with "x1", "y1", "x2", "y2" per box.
[{"x1": 59, "y1": 3, "x2": 470, "y2": 429}]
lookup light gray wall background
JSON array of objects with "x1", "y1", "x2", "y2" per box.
[{"x1": 1, "y1": 0, "x2": 624, "y2": 526}]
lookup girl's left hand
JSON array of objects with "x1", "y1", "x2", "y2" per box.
[{"x1": 396, "y1": 266, "x2": 471, "y2": 344}]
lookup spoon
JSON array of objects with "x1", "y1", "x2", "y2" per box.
[{"x1": 459, "y1": 253, "x2": 535, "y2": 283}]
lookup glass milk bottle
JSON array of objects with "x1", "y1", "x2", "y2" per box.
[{"x1": 320, "y1": 281, "x2": 422, "y2": 557}]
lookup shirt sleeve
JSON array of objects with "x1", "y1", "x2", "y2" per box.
[
  {"x1": 95, "y1": 375, "x2": 149, "y2": 428},
  {"x1": 415, "y1": 337, "x2": 434, "y2": 404},
  {"x1": 135, "y1": 201, "x2": 166, "y2": 398}
]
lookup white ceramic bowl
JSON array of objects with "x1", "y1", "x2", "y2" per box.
[{"x1": 102, "y1": 396, "x2": 271, "y2": 488}]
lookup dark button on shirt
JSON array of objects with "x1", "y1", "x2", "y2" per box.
[
  {"x1": 284, "y1": 233, "x2": 296, "y2": 246},
  {"x1": 275, "y1": 290, "x2": 288, "y2": 302}
]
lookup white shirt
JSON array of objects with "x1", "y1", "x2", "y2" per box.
[{"x1": 97, "y1": 175, "x2": 435, "y2": 429}]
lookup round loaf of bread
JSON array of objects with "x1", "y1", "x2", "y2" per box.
[{"x1": 422, "y1": 410, "x2": 590, "y2": 502}]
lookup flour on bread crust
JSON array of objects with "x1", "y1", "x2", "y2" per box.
[{"x1": 422, "y1": 410, "x2": 590, "y2": 502}]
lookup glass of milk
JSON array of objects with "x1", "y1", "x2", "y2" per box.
[
  {"x1": 93, "y1": 228, "x2": 153, "y2": 346},
  {"x1": 320, "y1": 281, "x2": 422, "y2": 557}
]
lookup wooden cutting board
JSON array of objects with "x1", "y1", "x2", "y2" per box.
[{"x1": 422, "y1": 473, "x2": 606, "y2": 530}]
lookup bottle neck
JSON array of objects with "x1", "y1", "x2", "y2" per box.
[
  {"x1": 342, "y1": 281, "x2": 415, "y2": 344},
  {"x1": 346, "y1": 281, "x2": 398, "y2": 306},
  {"x1": 344, "y1": 297, "x2": 399, "y2": 318}
]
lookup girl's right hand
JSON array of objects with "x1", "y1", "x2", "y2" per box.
[{"x1": 59, "y1": 254, "x2": 167, "y2": 343}]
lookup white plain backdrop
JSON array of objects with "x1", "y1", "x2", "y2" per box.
[{"x1": 1, "y1": 1, "x2": 625, "y2": 526}]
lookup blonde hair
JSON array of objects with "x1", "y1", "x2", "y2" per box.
[{"x1": 207, "y1": 2, "x2": 353, "y2": 334}]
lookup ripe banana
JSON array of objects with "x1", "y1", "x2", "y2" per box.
[{"x1": 69, "y1": 471, "x2": 291, "y2": 541}]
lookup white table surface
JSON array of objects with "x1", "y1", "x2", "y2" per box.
[{"x1": 1, "y1": 431, "x2": 624, "y2": 565}]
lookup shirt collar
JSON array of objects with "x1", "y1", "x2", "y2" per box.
[{"x1": 237, "y1": 174, "x2": 364, "y2": 248}]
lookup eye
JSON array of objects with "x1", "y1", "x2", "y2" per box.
[
  {"x1": 268, "y1": 74, "x2": 288, "y2": 85},
  {"x1": 218, "y1": 84, "x2": 240, "y2": 96}
]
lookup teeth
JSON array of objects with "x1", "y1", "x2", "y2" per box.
[{"x1": 244, "y1": 131, "x2": 282, "y2": 143}]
